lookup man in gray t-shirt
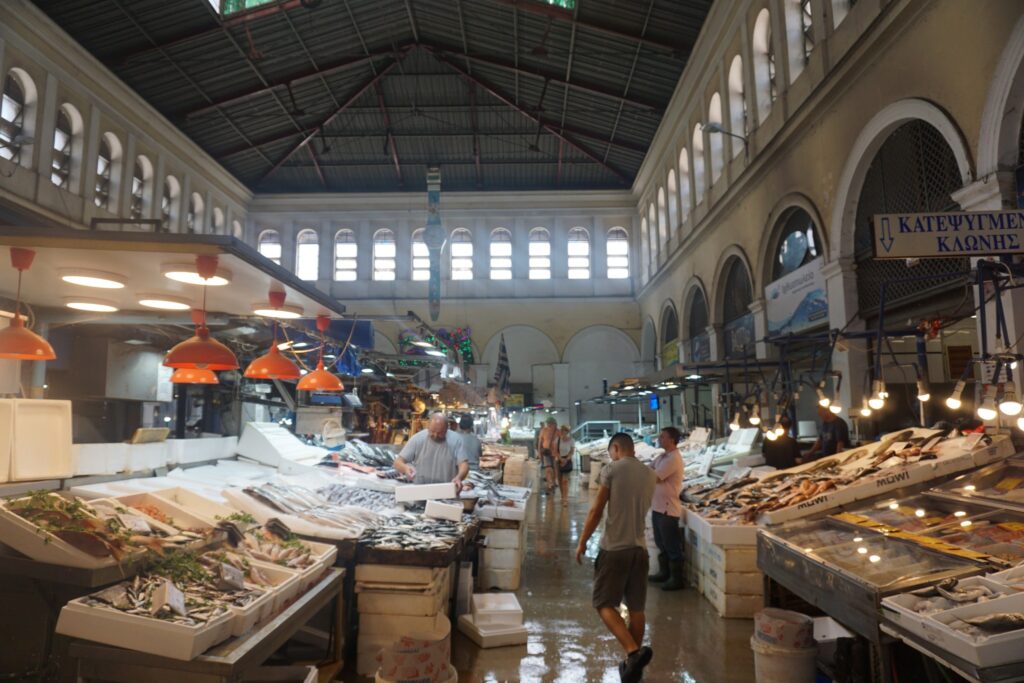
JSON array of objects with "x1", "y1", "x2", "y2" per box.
[
  {"x1": 457, "y1": 414, "x2": 482, "y2": 472},
  {"x1": 395, "y1": 413, "x2": 469, "y2": 485},
  {"x1": 576, "y1": 433, "x2": 655, "y2": 683}
]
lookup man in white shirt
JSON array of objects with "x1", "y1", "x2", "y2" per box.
[{"x1": 648, "y1": 426, "x2": 685, "y2": 591}]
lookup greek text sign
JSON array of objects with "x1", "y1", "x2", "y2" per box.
[{"x1": 872, "y1": 211, "x2": 1024, "y2": 258}]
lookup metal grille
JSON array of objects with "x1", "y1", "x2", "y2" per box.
[
  {"x1": 688, "y1": 290, "x2": 708, "y2": 339},
  {"x1": 854, "y1": 120, "x2": 967, "y2": 315},
  {"x1": 722, "y1": 259, "x2": 753, "y2": 323}
]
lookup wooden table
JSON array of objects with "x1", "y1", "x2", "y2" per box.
[{"x1": 68, "y1": 568, "x2": 345, "y2": 683}]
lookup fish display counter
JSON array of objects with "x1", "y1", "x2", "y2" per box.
[
  {"x1": 757, "y1": 518, "x2": 987, "y2": 640},
  {"x1": 928, "y1": 456, "x2": 1024, "y2": 512}
]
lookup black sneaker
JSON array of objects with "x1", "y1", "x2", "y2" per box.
[{"x1": 621, "y1": 646, "x2": 653, "y2": 682}]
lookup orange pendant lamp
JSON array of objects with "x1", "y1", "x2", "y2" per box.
[
  {"x1": 297, "y1": 315, "x2": 344, "y2": 392},
  {"x1": 245, "y1": 290, "x2": 301, "y2": 380},
  {"x1": 163, "y1": 256, "x2": 239, "y2": 371},
  {"x1": 170, "y1": 367, "x2": 219, "y2": 384},
  {"x1": 0, "y1": 248, "x2": 56, "y2": 361}
]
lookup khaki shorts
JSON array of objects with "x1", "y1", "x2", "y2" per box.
[{"x1": 592, "y1": 547, "x2": 648, "y2": 611}]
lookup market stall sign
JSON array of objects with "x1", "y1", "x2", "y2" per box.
[
  {"x1": 662, "y1": 340, "x2": 679, "y2": 366},
  {"x1": 872, "y1": 210, "x2": 1024, "y2": 258},
  {"x1": 765, "y1": 257, "x2": 828, "y2": 336}
]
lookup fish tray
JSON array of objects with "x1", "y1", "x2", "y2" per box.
[
  {"x1": 299, "y1": 536, "x2": 356, "y2": 563},
  {"x1": 881, "y1": 577, "x2": 1011, "y2": 644},
  {"x1": 249, "y1": 560, "x2": 302, "y2": 614},
  {"x1": 56, "y1": 595, "x2": 235, "y2": 661},
  {"x1": 686, "y1": 510, "x2": 758, "y2": 546},
  {"x1": 111, "y1": 492, "x2": 217, "y2": 535},
  {"x1": 922, "y1": 592, "x2": 1024, "y2": 667},
  {"x1": 152, "y1": 488, "x2": 255, "y2": 530}
]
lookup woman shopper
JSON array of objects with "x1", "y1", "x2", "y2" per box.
[
  {"x1": 648, "y1": 426, "x2": 685, "y2": 591},
  {"x1": 556, "y1": 424, "x2": 575, "y2": 506}
]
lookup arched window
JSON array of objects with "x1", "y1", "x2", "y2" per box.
[
  {"x1": 832, "y1": 0, "x2": 853, "y2": 29},
  {"x1": 1, "y1": 73, "x2": 26, "y2": 163},
  {"x1": 489, "y1": 228, "x2": 512, "y2": 280},
  {"x1": 258, "y1": 229, "x2": 281, "y2": 265},
  {"x1": 772, "y1": 208, "x2": 822, "y2": 281},
  {"x1": 450, "y1": 228, "x2": 473, "y2": 280},
  {"x1": 687, "y1": 289, "x2": 709, "y2": 340},
  {"x1": 657, "y1": 187, "x2": 668, "y2": 249},
  {"x1": 607, "y1": 227, "x2": 629, "y2": 279},
  {"x1": 640, "y1": 217, "x2": 650, "y2": 280},
  {"x1": 728, "y1": 56, "x2": 747, "y2": 157},
  {"x1": 94, "y1": 136, "x2": 113, "y2": 210},
  {"x1": 528, "y1": 228, "x2": 551, "y2": 280},
  {"x1": 691, "y1": 126, "x2": 705, "y2": 204},
  {"x1": 334, "y1": 229, "x2": 357, "y2": 281},
  {"x1": 786, "y1": 0, "x2": 813, "y2": 82},
  {"x1": 647, "y1": 203, "x2": 658, "y2": 265},
  {"x1": 723, "y1": 259, "x2": 753, "y2": 324},
  {"x1": 51, "y1": 107, "x2": 73, "y2": 189},
  {"x1": 211, "y1": 208, "x2": 224, "y2": 234},
  {"x1": 707, "y1": 94, "x2": 724, "y2": 182},
  {"x1": 667, "y1": 170, "x2": 679, "y2": 231},
  {"x1": 678, "y1": 148, "x2": 691, "y2": 220},
  {"x1": 411, "y1": 229, "x2": 429, "y2": 281},
  {"x1": 373, "y1": 229, "x2": 396, "y2": 281},
  {"x1": 295, "y1": 229, "x2": 319, "y2": 280},
  {"x1": 753, "y1": 9, "x2": 776, "y2": 124},
  {"x1": 129, "y1": 155, "x2": 151, "y2": 220},
  {"x1": 567, "y1": 227, "x2": 591, "y2": 280},
  {"x1": 854, "y1": 120, "x2": 966, "y2": 316},
  {"x1": 661, "y1": 306, "x2": 679, "y2": 345},
  {"x1": 161, "y1": 175, "x2": 180, "y2": 231},
  {"x1": 186, "y1": 192, "x2": 204, "y2": 233}
]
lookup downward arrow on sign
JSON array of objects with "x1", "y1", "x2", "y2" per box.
[{"x1": 879, "y1": 217, "x2": 895, "y2": 253}]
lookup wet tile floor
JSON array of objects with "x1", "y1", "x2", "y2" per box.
[{"x1": 352, "y1": 474, "x2": 756, "y2": 682}]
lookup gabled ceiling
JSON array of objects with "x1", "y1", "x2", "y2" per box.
[{"x1": 33, "y1": 0, "x2": 713, "y2": 193}]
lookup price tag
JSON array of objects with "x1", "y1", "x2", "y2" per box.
[
  {"x1": 995, "y1": 476, "x2": 1024, "y2": 493},
  {"x1": 117, "y1": 513, "x2": 152, "y2": 534},
  {"x1": 151, "y1": 578, "x2": 188, "y2": 617},
  {"x1": 697, "y1": 448, "x2": 716, "y2": 477},
  {"x1": 216, "y1": 562, "x2": 246, "y2": 591}
]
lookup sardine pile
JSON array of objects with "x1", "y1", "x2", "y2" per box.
[
  {"x1": 359, "y1": 514, "x2": 465, "y2": 551},
  {"x1": 199, "y1": 549, "x2": 276, "y2": 586},
  {"x1": 241, "y1": 483, "x2": 384, "y2": 537},
  {"x1": 85, "y1": 575, "x2": 230, "y2": 626},
  {"x1": 338, "y1": 440, "x2": 396, "y2": 468},
  {"x1": 316, "y1": 484, "x2": 397, "y2": 512}
]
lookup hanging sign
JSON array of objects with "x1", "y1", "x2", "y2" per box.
[
  {"x1": 662, "y1": 340, "x2": 679, "y2": 367},
  {"x1": 765, "y1": 257, "x2": 828, "y2": 336},
  {"x1": 872, "y1": 210, "x2": 1024, "y2": 259}
]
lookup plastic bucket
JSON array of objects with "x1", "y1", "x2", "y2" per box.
[
  {"x1": 376, "y1": 663, "x2": 456, "y2": 683},
  {"x1": 754, "y1": 608, "x2": 815, "y2": 649},
  {"x1": 750, "y1": 636, "x2": 817, "y2": 683}
]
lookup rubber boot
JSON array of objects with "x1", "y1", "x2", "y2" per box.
[
  {"x1": 648, "y1": 553, "x2": 669, "y2": 583},
  {"x1": 661, "y1": 560, "x2": 686, "y2": 591}
]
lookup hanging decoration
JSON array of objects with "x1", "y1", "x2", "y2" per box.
[
  {"x1": 245, "y1": 290, "x2": 301, "y2": 380},
  {"x1": 0, "y1": 247, "x2": 55, "y2": 361},
  {"x1": 297, "y1": 315, "x2": 344, "y2": 392},
  {"x1": 163, "y1": 256, "x2": 239, "y2": 371}
]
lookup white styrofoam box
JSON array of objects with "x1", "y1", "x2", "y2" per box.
[
  {"x1": 481, "y1": 547, "x2": 521, "y2": 571},
  {"x1": 458, "y1": 614, "x2": 528, "y2": 648},
  {"x1": 228, "y1": 585, "x2": 277, "y2": 636},
  {"x1": 425, "y1": 499, "x2": 463, "y2": 522},
  {"x1": 970, "y1": 433, "x2": 1015, "y2": 467},
  {"x1": 456, "y1": 562, "x2": 473, "y2": 618},
  {"x1": 359, "y1": 612, "x2": 441, "y2": 636},
  {"x1": 56, "y1": 597, "x2": 235, "y2": 661},
  {"x1": 705, "y1": 570, "x2": 764, "y2": 595},
  {"x1": 356, "y1": 564, "x2": 440, "y2": 586},
  {"x1": 247, "y1": 559, "x2": 303, "y2": 615},
  {"x1": 479, "y1": 528, "x2": 523, "y2": 550},
  {"x1": 814, "y1": 616, "x2": 854, "y2": 644},
  {"x1": 924, "y1": 592, "x2": 1024, "y2": 667},
  {"x1": 394, "y1": 482, "x2": 458, "y2": 503},
  {"x1": 0, "y1": 399, "x2": 12, "y2": 483},
  {"x1": 9, "y1": 399, "x2": 72, "y2": 481},
  {"x1": 358, "y1": 587, "x2": 446, "y2": 617},
  {"x1": 477, "y1": 567, "x2": 521, "y2": 592},
  {"x1": 701, "y1": 580, "x2": 762, "y2": 619},
  {"x1": 881, "y1": 577, "x2": 1011, "y2": 643},
  {"x1": 127, "y1": 442, "x2": 170, "y2": 473},
  {"x1": 153, "y1": 487, "x2": 245, "y2": 528},
  {"x1": 0, "y1": 496, "x2": 146, "y2": 568},
  {"x1": 471, "y1": 593, "x2": 523, "y2": 626},
  {"x1": 73, "y1": 443, "x2": 130, "y2": 476},
  {"x1": 240, "y1": 666, "x2": 317, "y2": 683},
  {"x1": 702, "y1": 542, "x2": 759, "y2": 575},
  {"x1": 476, "y1": 504, "x2": 526, "y2": 521},
  {"x1": 168, "y1": 438, "x2": 236, "y2": 466},
  {"x1": 987, "y1": 563, "x2": 1024, "y2": 587},
  {"x1": 686, "y1": 510, "x2": 758, "y2": 546},
  {"x1": 111, "y1": 492, "x2": 216, "y2": 533}
]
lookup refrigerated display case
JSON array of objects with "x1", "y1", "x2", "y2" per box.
[{"x1": 929, "y1": 457, "x2": 1024, "y2": 511}]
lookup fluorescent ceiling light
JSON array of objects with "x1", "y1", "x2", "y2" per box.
[
  {"x1": 60, "y1": 269, "x2": 126, "y2": 289},
  {"x1": 162, "y1": 263, "x2": 231, "y2": 286},
  {"x1": 65, "y1": 297, "x2": 118, "y2": 313},
  {"x1": 138, "y1": 294, "x2": 191, "y2": 311},
  {"x1": 252, "y1": 303, "x2": 303, "y2": 319}
]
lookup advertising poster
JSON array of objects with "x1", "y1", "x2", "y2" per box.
[{"x1": 765, "y1": 257, "x2": 828, "y2": 336}]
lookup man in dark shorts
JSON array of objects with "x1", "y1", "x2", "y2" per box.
[
  {"x1": 536, "y1": 417, "x2": 559, "y2": 493},
  {"x1": 575, "y1": 433, "x2": 656, "y2": 683}
]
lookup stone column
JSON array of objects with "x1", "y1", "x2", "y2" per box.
[
  {"x1": 823, "y1": 257, "x2": 866, "y2": 412},
  {"x1": 749, "y1": 297, "x2": 770, "y2": 359}
]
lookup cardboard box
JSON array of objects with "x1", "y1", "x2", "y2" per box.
[
  {"x1": 701, "y1": 580, "x2": 762, "y2": 619},
  {"x1": 355, "y1": 564, "x2": 440, "y2": 585},
  {"x1": 687, "y1": 510, "x2": 758, "y2": 545},
  {"x1": 357, "y1": 585, "x2": 446, "y2": 617},
  {"x1": 703, "y1": 542, "x2": 758, "y2": 575},
  {"x1": 704, "y1": 569, "x2": 764, "y2": 595}
]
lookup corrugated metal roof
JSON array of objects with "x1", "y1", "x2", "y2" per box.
[{"x1": 33, "y1": 0, "x2": 713, "y2": 192}]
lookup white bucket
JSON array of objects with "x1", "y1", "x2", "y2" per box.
[{"x1": 750, "y1": 636, "x2": 817, "y2": 683}]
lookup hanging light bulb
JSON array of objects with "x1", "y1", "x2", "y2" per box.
[
  {"x1": 977, "y1": 385, "x2": 998, "y2": 421},
  {"x1": 764, "y1": 427, "x2": 778, "y2": 441},
  {"x1": 877, "y1": 378, "x2": 889, "y2": 399},
  {"x1": 1017, "y1": 416, "x2": 1024, "y2": 431},
  {"x1": 916, "y1": 377, "x2": 931, "y2": 402},
  {"x1": 245, "y1": 291, "x2": 301, "y2": 381},
  {"x1": 868, "y1": 378, "x2": 885, "y2": 411},
  {"x1": 816, "y1": 384, "x2": 830, "y2": 408},
  {"x1": 729, "y1": 412, "x2": 741, "y2": 431},
  {"x1": 749, "y1": 403, "x2": 761, "y2": 425},
  {"x1": 773, "y1": 422, "x2": 785, "y2": 437},
  {"x1": 946, "y1": 379, "x2": 966, "y2": 410},
  {"x1": 297, "y1": 315, "x2": 345, "y2": 392},
  {"x1": 999, "y1": 381, "x2": 1023, "y2": 416},
  {"x1": 0, "y1": 248, "x2": 56, "y2": 361},
  {"x1": 859, "y1": 397, "x2": 872, "y2": 418},
  {"x1": 829, "y1": 403, "x2": 842, "y2": 415},
  {"x1": 170, "y1": 368, "x2": 218, "y2": 384},
  {"x1": 163, "y1": 256, "x2": 239, "y2": 371}
]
